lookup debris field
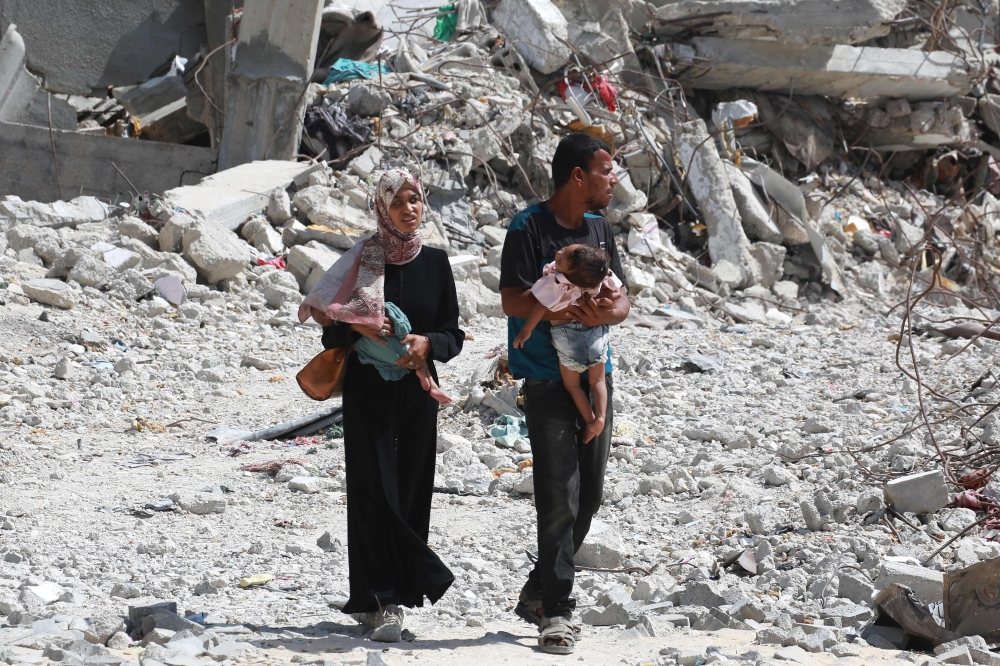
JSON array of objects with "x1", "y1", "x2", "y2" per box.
[{"x1": 6, "y1": 0, "x2": 1000, "y2": 665}]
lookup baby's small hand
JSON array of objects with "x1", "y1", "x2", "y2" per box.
[{"x1": 513, "y1": 330, "x2": 531, "y2": 348}]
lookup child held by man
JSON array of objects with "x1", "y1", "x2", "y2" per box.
[{"x1": 513, "y1": 244, "x2": 622, "y2": 442}]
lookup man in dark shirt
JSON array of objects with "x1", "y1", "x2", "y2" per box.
[{"x1": 499, "y1": 133, "x2": 630, "y2": 653}]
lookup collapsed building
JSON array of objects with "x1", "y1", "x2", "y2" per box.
[{"x1": 6, "y1": 0, "x2": 1000, "y2": 662}]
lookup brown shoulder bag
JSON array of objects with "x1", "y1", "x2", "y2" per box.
[{"x1": 296, "y1": 347, "x2": 352, "y2": 400}]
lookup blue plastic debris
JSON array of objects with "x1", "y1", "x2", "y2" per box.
[{"x1": 322, "y1": 58, "x2": 391, "y2": 85}]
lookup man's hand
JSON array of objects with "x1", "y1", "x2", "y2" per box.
[{"x1": 564, "y1": 286, "x2": 630, "y2": 327}]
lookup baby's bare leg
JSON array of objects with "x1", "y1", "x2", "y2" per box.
[
  {"x1": 582, "y1": 365, "x2": 607, "y2": 443},
  {"x1": 416, "y1": 367, "x2": 452, "y2": 405},
  {"x1": 559, "y1": 363, "x2": 595, "y2": 426}
]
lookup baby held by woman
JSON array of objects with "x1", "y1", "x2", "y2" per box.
[{"x1": 513, "y1": 243, "x2": 622, "y2": 442}]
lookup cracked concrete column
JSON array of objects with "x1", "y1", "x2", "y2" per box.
[
  {"x1": 675, "y1": 119, "x2": 761, "y2": 289},
  {"x1": 218, "y1": 0, "x2": 324, "y2": 170}
]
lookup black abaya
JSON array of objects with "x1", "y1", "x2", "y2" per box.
[{"x1": 321, "y1": 247, "x2": 464, "y2": 613}]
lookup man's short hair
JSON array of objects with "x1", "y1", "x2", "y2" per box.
[{"x1": 551, "y1": 133, "x2": 611, "y2": 189}]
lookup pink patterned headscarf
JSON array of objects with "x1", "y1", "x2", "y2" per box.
[{"x1": 298, "y1": 169, "x2": 424, "y2": 326}]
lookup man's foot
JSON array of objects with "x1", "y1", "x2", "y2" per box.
[
  {"x1": 514, "y1": 583, "x2": 543, "y2": 627},
  {"x1": 370, "y1": 605, "x2": 404, "y2": 643},
  {"x1": 538, "y1": 616, "x2": 579, "y2": 654},
  {"x1": 582, "y1": 417, "x2": 605, "y2": 444}
]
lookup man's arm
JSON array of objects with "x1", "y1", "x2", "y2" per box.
[
  {"x1": 563, "y1": 286, "x2": 630, "y2": 327},
  {"x1": 501, "y1": 287, "x2": 573, "y2": 321}
]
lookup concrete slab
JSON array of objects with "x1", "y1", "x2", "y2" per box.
[
  {"x1": 675, "y1": 38, "x2": 974, "y2": 101},
  {"x1": 876, "y1": 561, "x2": 944, "y2": 606},
  {"x1": 0, "y1": 0, "x2": 207, "y2": 95},
  {"x1": 884, "y1": 470, "x2": 949, "y2": 515},
  {"x1": 218, "y1": 0, "x2": 325, "y2": 169},
  {"x1": 0, "y1": 121, "x2": 216, "y2": 204},
  {"x1": 655, "y1": 0, "x2": 906, "y2": 46},
  {"x1": 0, "y1": 24, "x2": 75, "y2": 130},
  {"x1": 162, "y1": 160, "x2": 319, "y2": 231},
  {"x1": 491, "y1": 0, "x2": 571, "y2": 75},
  {"x1": 674, "y1": 119, "x2": 761, "y2": 288}
]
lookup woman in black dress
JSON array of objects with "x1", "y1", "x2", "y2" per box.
[{"x1": 299, "y1": 169, "x2": 464, "y2": 642}]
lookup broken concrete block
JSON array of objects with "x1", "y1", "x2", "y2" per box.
[
  {"x1": 118, "y1": 216, "x2": 159, "y2": 248},
  {"x1": 346, "y1": 85, "x2": 392, "y2": 118},
  {"x1": 163, "y1": 160, "x2": 319, "y2": 231},
  {"x1": 724, "y1": 161, "x2": 783, "y2": 244},
  {"x1": 143, "y1": 610, "x2": 204, "y2": 637},
  {"x1": 676, "y1": 38, "x2": 973, "y2": 101},
  {"x1": 158, "y1": 214, "x2": 196, "y2": 253},
  {"x1": 67, "y1": 254, "x2": 113, "y2": 288},
  {"x1": 936, "y1": 646, "x2": 974, "y2": 665},
  {"x1": 288, "y1": 477, "x2": 333, "y2": 494},
  {"x1": 0, "y1": 122, "x2": 216, "y2": 204},
  {"x1": 241, "y1": 217, "x2": 284, "y2": 255},
  {"x1": 935, "y1": 636, "x2": 989, "y2": 657},
  {"x1": 605, "y1": 169, "x2": 648, "y2": 226},
  {"x1": 877, "y1": 561, "x2": 943, "y2": 606},
  {"x1": 491, "y1": 0, "x2": 571, "y2": 75},
  {"x1": 575, "y1": 524, "x2": 627, "y2": 569},
  {"x1": 287, "y1": 242, "x2": 341, "y2": 290},
  {"x1": 745, "y1": 506, "x2": 788, "y2": 535},
  {"x1": 0, "y1": 25, "x2": 77, "y2": 131},
  {"x1": 267, "y1": 188, "x2": 292, "y2": 224},
  {"x1": 21, "y1": 278, "x2": 75, "y2": 309},
  {"x1": 103, "y1": 247, "x2": 141, "y2": 272},
  {"x1": 654, "y1": 0, "x2": 905, "y2": 46},
  {"x1": 181, "y1": 222, "x2": 250, "y2": 284},
  {"x1": 21, "y1": 582, "x2": 65, "y2": 606},
  {"x1": 969, "y1": 648, "x2": 1000, "y2": 666},
  {"x1": 127, "y1": 599, "x2": 177, "y2": 627},
  {"x1": 581, "y1": 602, "x2": 629, "y2": 627},
  {"x1": 675, "y1": 119, "x2": 760, "y2": 288},
  {"x1": 749, "y1": 242, "x2": 786, "y2": 289},
  {"x1": 349, "y1": 145, "x2": 382, "y2": 179},
  {"x1": 772, "y1": 281, "x2": 799, "y2": 300},
  {"x1": 855, "y1": 487, "x2": 885, "y2": 514},
  {"x1": 883, "y1": 470, "x2": 949, "y2": 515},
  {"x1": 0, "y1": 194, "x2": 110, "y2": 229},
  {"x1": 938, "y1": 507, "x2": 977, "y2": 532},
  {"x1": 218, "y1": 0, "x2": 325, "y2": 169},
  {"x1": 170, "y1": 492, "x2": 226, "y2": 515}
]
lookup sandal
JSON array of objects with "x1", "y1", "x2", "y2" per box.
[
  {"x1": 515, "y1": 599, "x2": 543, "y2": 627},
  {"x1": 538, "y1": 616, "x2": 579, "y2": 655}
]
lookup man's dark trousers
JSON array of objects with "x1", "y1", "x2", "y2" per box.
[{"x1": 522, "y1": 373, "x2": 613, "y2": 618}]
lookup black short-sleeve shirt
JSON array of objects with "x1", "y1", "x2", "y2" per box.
[{"x1": 499, "y1": 202, "x2": 627, "y2": 381}]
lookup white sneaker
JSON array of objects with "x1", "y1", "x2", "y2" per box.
[{"x1": 370, "y1": 604, "x2": 404, "y2": 643}]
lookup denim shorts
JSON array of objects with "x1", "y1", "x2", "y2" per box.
[{"x1": 549, "y1": 321, "x2": 609, "y2": 373}]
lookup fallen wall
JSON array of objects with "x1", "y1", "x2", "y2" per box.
[
  {"x1": 0, "y1": 0, "x2": 207, "y2": 94},
  {"x1": 678, "y1": 38, "x2": 974, "y2": 101},
  {"x1": 0, "y1": 122, "x2": 216, "y2": 203}
]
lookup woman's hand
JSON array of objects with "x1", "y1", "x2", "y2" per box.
[
  {"x1": 311, "y1": 307, "x2": 335, "y2": 327},
  {"x1": 396, "y1": 334, "x2": 431, "y2": 369},
  {"x1": 350, "y1": 317, "x2": 393, "y2": 345}
]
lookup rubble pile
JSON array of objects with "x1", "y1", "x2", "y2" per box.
[{"x1": 6, "y1": 0, "x2": 1000, "y2": 664}]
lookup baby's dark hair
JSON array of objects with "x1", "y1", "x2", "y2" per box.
[{"x1": 564, "y1": 245, "x2": 610, "y2": 290}]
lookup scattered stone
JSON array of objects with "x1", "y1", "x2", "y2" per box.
[
  {"x1": 21, "y1": 279, "x2": 75, "y2": 309},
  {"x1": 883, "y1": 470, "x2": 949, "y2": 514}
]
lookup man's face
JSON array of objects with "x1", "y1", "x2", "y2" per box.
[{"x1": 579, "y1": 149, "x2": 618, "y2": 210}]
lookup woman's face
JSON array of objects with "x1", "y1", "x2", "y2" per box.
[{"x1": 388, "y1": 183, "x2": 423, "y2": 235}]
